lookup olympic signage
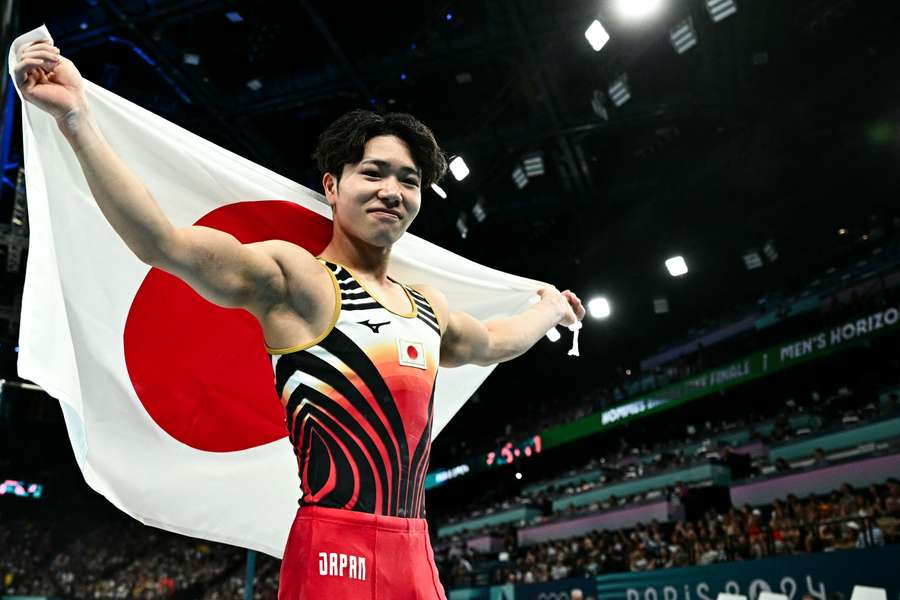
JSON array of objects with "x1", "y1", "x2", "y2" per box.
[
  {"x1": 448, "y1": 545, "x2": 900, "y2": 600},
  {"x1": 430, "y1": 305, "x2": 900, "y2": 489}
]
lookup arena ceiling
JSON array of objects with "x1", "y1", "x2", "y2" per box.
[{"x1": 3, "y1": 0, "x2": 899, "y2": 394}]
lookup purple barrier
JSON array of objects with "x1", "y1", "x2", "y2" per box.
[
  {"x1": 642, "y1": 316, "x2": 756, "y2": 371},
  {"x1": 466, "y1": 534, "x2": 505, "y2": 553},
  {"x1": 731, "y1": 452, "x2": 900, "y2": 506},
  {"x1": 517, "y1": 500, "x2": 671, "y2": 547},
  {"x1": 732, "y1": 440, "x2": 768, "y2": 457}
]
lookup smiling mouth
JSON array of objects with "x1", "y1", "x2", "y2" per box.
[{"x1": 368, "y1": 209, "x2": 401, "y2": 220}]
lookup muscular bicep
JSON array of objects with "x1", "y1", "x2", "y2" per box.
[
  {"x1": 441, "y1": 309, "x2": 492, "y2": 367},
  {"x1": 409, "y1": 283, "x2": 493, "y2": 367},
  {"x1": 154, "y1": 226, "x2": 289, "y2": 313}
]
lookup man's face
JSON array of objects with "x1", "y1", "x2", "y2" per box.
[{"x1": 323, "y1": 135, "x2": 422, "y2": 247}]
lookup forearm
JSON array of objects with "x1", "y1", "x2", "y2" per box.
[
  {"x1": 481, "y1": 303, "x2": 561, "y2": 364},
  {"x1": 59, "y1": 108, "x2": 176, "y2": 264}
]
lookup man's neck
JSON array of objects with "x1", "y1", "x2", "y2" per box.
[{"x1": 319, "y1": 231, "x2": 392, "y2": 282}]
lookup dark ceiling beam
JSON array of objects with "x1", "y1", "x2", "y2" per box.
[
  {"x1": 501, "y1": 0, "x2": 592, "y2": 196},
  {"x1": 96, "y1": 0, "x2": 287, "y2": 172},
  {"x1": 297, "y1": 0, "x2": 375, "y2": 106},
  {"x1": 59, "y1": 0, "x2": 228, "y2": 47}
]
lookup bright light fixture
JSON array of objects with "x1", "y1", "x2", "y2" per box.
[
  {"x1": 616, "y1": 0, "x2": 663, "y2": 21},
  {"x1": 585, "y1": 20, "x2": 610, "y2": 52},
  {"x1": 706, "y1": 0, "x2": 737, "y2": 22},
  {"x1": 609, "y1": 74, "x2": 631, "y2": 107},
  {"x1": 545, "y1": 327, "x2": 561, "y2": 342},
  {"x1": 588, "y1": 297, "x2": 611, "y2": 319},
  {"x1": 669, "y1": 17, "x2": 698, "y2": 54},
  {"x1": 430, "y1": 183, "x2": 447, "y2": 199},
  {"x1": 665, "y1": 256, "x2": 688, "y2": 277},
  {"x1": 449, "y1": 156, "x2": 470, "y2": 181}
]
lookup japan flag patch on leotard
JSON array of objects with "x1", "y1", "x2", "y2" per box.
[{"x1": 397, "y1": 339, "x2": 427, "y2": 369}]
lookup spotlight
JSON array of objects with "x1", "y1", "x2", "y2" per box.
[
  {"x1": 669, "y1": 17, "x2": 698, "y2": 54},
  {"x1": 515, "y1": 472, "x2": 523, "y2": 480},
  {"x1": 608, "y1": 74, "x2": 631, "y2": 107},
  {"x1": 763, "y1": 240, "x2": 778, "y2": 262},
  {"x1": 449, "y1": 156, "x2": 470, "y2": 181},
  {"x1": 523, "y1": 153, "x2": 545, "y2": 177},
  {"x1": 430, "y1": 183, "x2": 448, "y2": 199},
  {"x1": 591, "y1": 90, "x2": 610, "y2": 121},
  {"x1": 743, "y1": 249, "x2": 763, "y2": 270},
  {"x1": 225, "y1": 11, "x2": 243, "y2": 23},
  {"x1": 512, "y1": 165, "x2": 529, "y2": 189},
  {"x1": 588, "y1": 297, "x2": 611, "y2": 319},
  {"x1": 472, "y1": 198, "x2": 487, "y2": 223},
  {"x1": 183, "y1": 53, "x2": 201, "y2": 66},
  {"x1": 705, "y1": 0, "x2": 737, "y2": 22},
  {"x1": 246, "y1": 79, "x2": 263, "y2": 91},
  {"x1": 653, "y1": 297, "x2": 670, "y2": 314},
  {"x1": 456, "y1": 215, "x2": 468, "y2": 239},
  {"x1": 838, "y1": 228, "x2": 847, "y2": 236},
  {"x1": 615, "y1": 0, "x2": 663, "y2": 21},
  {"x1": 585, "y1": 20, "x2": 610, "y2": 52},
  {"x1": 665, "y1": 256, "x2": 688, "y2": 277}
]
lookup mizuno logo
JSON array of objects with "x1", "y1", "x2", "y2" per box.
[{"x1": 358, "y1": 319, "x2": 390, "y2": 333}]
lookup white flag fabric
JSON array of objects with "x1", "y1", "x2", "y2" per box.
[{"x1": 10, "y1": 25, "x2": 548, "y2": 557}]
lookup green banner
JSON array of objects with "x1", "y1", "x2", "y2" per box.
[
  {"x1": 427, "y1": 305, "x2": 900, "y2": 489},
  {"x1": 542, "y1": 304, "x2": 900, "y2": 449}
]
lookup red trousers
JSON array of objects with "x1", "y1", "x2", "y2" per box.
[{"x1": 278, "y1": 505, "x2": 447, "y2": 600}]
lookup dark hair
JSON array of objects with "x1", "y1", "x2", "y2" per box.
[{"x1": 313, "y1": 109, "x2": 448, "y2": 188}]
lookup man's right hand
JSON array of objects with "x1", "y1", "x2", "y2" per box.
[{"x1": 13, "y1": 40, "x2": 88, "y2": 122}]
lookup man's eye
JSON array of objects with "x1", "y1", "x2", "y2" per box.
[
  {"x1": 363, "y1": 171, "x2": 380, "y2": 177},
  {"x1": 405, "y1": 180, "x2": 420, "y2": 187}
]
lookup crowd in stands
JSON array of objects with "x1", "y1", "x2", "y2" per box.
[
  {"x1": 432, "y1": 241, "x2": 900, "y2": 469},
  {"x1": 436, "y1": 377, "x2": 900, "y2": 535},
  {"x1": 1, "y1": 507, "x2": 245, "y2": 599},
  {"x1": 436, "y1": 479, "x2": 900, "y2": 587}
]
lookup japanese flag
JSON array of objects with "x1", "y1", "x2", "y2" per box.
[{"x1": 10, "y1": 26, "x2": 546, "y2": 556}]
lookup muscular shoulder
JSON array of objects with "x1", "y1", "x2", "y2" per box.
[
  {"x1": 246, "y1": 240, "x2": 334, "y2": 318},
  {"x1": 408, "y1": 282, "x2": 449, "y2": 334}
]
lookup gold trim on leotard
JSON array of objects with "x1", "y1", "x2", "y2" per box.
[
  {"x1": 334, "y1": 262, "x2": 418, "y2": 319},
  {"x1": 266, "y1": 260, "x2": 342, "y2": 355}
]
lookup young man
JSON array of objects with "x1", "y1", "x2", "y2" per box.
[{"x1": 15, "y1": 40, "x2": 584, "y2": 599}]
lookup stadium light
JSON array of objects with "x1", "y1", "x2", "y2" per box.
[
  {"x1": 608, "y1": 74, "x2": 631, "y2": 107},
  {"x1": 456, "y1": 215, "x2": 468, "y2": 239},
  {"x1": 615, "y1": 0, "x2": 663, "y2": 21},
  {"x1": 705, "y1": 0, "x2": 737, "y2": 23},
  {"x1": 472, "y1": 198, "x2": 487, "y2": 223},
  {"x1": 743, "y1": 249, "x2": 763, "y2": 270},
  {"x1": 523, "y1": 152, "x2": 545, "y2": 177},
  {"x1": 585, "y1": 20, "x2": 610, "y2": 52},
  {"x1": 665, "y1": 256, "x2": 688, "y2": 277},
  {"x1": 449, "y1": 156, "x2": 470, "y2": 181},
  {"x1": 588, "y1": 297, "x2": 611, "y2": 319},
  {"x1": 653, "y1": 297, "x2": 670, "y2": 314},
  {"x1": 225, "y1": 11, "x2": 243, "y2": 23},
  {"x1": 515, "y1": 472, "x2": 523, "y2": 480},
  {"x1": 512, "y1": 165, "x2": 528, "y2": 189},
  {"x1": 763, "y1": 240, "x2": 778, "y2": 262},
  {"x1": 246, "y1": 79, "x2": 263, "y2": 91},
  {"x1": 430, "y1": 183, "x2": 447, "y2": 199},
  {"x1": 183, "y1": 53, "x2": 201, "y2": 66},
  {"x1": 669, "y1": 17, "x2": 698, "y2": 54},
  {"x1": 591, "y1": 90, "x2": 610, "y2": 121}
]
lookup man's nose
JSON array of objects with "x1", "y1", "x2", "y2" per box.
[{"x1": 378, "y1": 180, "x2": 402, "y2": 204}]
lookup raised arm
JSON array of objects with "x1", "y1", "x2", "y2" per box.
[
  {"x1": 13, "y1": 40, "x2": 313, "y2": 318},
  {"x1": 415, "y1": 285, "x2": 585, "y2": 367}
]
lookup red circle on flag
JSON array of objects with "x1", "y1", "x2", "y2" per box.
[
  {"x1": 406, "y1": 345, "x2": 418, "y2": 360},
  {"x1": 123, "y1": 200, "x2": 333, "y2": 452}
]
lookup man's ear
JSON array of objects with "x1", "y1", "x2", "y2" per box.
[{"x1": 322, "y1": 172, "x2": 338, "y2": 206}]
